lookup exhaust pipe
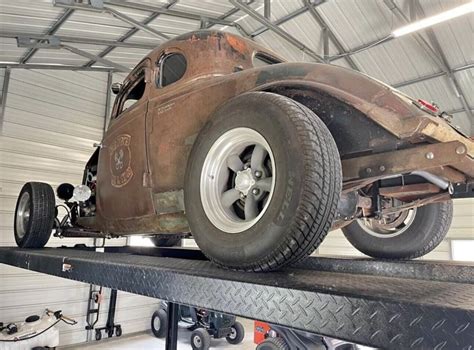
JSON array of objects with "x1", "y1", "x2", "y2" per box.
[{"x1": 410, "y1": 171, "x2": 452, "y2": 192}]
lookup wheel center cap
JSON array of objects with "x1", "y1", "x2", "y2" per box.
[{"x1": 235, "y1": 168, "x2": 256, "y2": 196}]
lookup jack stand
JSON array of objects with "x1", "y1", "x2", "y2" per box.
[
  {"x1": 94, "y1": 289, "x2": 122, "y2": 340},
  {"x1": 85, "y1": 284, "x2": 103, "y2": 335},
  {"x1": 84, "y1": 238, "x2": 121, "y2": 341}
]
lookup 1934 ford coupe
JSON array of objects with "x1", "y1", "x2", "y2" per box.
[{"x1": 14, "y1": 30, "x2": 474, "y2": 271}]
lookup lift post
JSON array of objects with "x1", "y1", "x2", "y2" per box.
[{"x1": 0, "y1": 246, "x2": 472, "y2": 349}]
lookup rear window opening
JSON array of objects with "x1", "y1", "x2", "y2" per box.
[{"x1": 159, "y1": 53, "x2": 187, "y2": 87}]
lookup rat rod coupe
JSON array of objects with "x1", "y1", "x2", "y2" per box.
[{"x1": 14, "y1": 31, "x2": 474, "y2": 271}]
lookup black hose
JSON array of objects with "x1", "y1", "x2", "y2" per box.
[{"x1": 0, "y1": 318, "x2": 76, "y2": 343}]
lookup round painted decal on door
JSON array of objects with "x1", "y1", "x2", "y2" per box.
[{"x1": 109, "y1": 134, "x2": 134, "y2": 188}]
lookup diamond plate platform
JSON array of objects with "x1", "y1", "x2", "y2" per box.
[{"x1": 0, "y1": 246, "x2": 473, "y2": 349}]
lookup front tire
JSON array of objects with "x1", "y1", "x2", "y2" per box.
[
  {"x1": 151, "y1": 309, "x2": 168, "y2": 338},
  {"x1": 190, "y1": 328, "x2": 211, "y2": 350},
  {"x1": 185, "y1": 92, "x2": 342, "y2": 271},
  {"x1": 14, "y1": 182, "x2": 55, "y2": 248},
  {"x1": 342, "y1": 201, "x2": 453, "y2": 259}
]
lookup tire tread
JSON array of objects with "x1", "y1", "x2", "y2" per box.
[
  {"x1": 204, "y1": 93, "x2": 342, "y2": 271},
  {"x1": 15, "y1": 182, "x2": 55, "y2": 248}
]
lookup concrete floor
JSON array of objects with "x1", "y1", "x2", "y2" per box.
[{"x1": 63, "y1": 318, "x2": 256, "y2": 350}]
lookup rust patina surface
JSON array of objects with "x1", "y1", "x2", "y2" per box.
[{"x1": 76, "y1": 30, "x2": 473, "y2": 236}]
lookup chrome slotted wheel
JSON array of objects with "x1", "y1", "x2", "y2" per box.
[
  {"x1": 200, "y1": 127, "x2": 276, "y2": 233},
  {"x1": 357, "y1": 208, "x2": 417, "y2": 238},
  {"x1": 15, "y1": 192, "x2": 31, "y2": 239}
]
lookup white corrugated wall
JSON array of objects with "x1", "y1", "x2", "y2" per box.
[{"x1": 0, "y1": 68, "x2": 159, "y2": 346}]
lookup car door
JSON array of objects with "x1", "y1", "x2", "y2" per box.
[{"x1": 96, "y1": 59, "x2": 154, "y2": 221}]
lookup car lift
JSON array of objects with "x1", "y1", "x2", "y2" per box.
[{"x1": 0, "y1": 246, "x2": 472, "y2": 350}]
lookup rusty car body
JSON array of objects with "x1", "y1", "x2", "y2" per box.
[{"x1": 14, "y1": 30, "x2": 474, "y2": 271}]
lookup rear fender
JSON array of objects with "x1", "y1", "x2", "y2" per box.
[{"x1": 249, "y1": 63, "x2": 473, "y2": 156}]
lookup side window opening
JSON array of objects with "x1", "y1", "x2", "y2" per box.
[
  {"x1": 118, "y1": 74, "x2": 146, "y2": 115},
  {"x1": 159, "y1": 53, "x2": 187, "y2": 87},
  {"x1": 253, "y1": 52, "x2": 283, "y2": 67}
]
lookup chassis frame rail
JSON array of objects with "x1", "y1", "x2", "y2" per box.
[{"x1": 0, "y1": 246, "x2": 473, "y2": 349}]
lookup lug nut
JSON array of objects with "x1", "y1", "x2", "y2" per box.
[
  {"x1": 254, "y1": 170, "x2": 262, "y2": 178},
  {"x1": 240, "y1": 193, "x2": 245, "y2": 199},
  {"x1": 456, "y1": 146, "x2": 466, "y2": 155},
  {"x1": 425, "y1": 152, "x2": 434, "y2": 160},
  {"x1": 252, "y1": 188, "x2": 260, "y2": 195}
]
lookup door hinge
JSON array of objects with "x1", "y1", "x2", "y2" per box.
[{"x1": 143, "y1": 172, "x2": 153, "y2": 188}]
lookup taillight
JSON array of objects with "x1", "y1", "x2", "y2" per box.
[{"x1": 417, "y1": 99, "x2": 439, "y2": 113}]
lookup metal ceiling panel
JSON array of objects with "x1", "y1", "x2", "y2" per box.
[
  {"x1": 119, "y1": 30, "x2": 163, "y2": 47},
  {"x1": 449, "y1": 111, "x2": 472, "y2": 136},
  {"x1": 318, "y1": 0, "x2": 441, "y2": 82},
  {"x1": 349, "y1": 36, "x2": 440, "y2": 85},
  {"x1": 0, "y1": 38, "x2": 28, "y2": 63},
  {"x1": 27, "y1": 43, "x2": 109, "y2": 66},
  {"x1": 255, "y1": 29, "x2": 314, "y2": 62},
  {"x1": 317, "y1": 0, "x2": 397, "y2": 51},
  {"x1": 145, "y1": 14, "x2": 202, "y2": 36},
  {"x1": 398, "y1": 75, "x2": 463, "y2": 112},
  {"x1": 55, "y1": 11, "x2": 133, "y2": 41},
  {"x1": 227, "y1": 1, "x2": 268, "y2": 33},
  {"x1": 101, "y1": 47, "x2": 152, "y2": 67},
  {"x1": 430, "y1": 16, "x2": 473, "y2": 68},
  {"x1": 455, "y1": 69, "x2": 474, "y2": 106},
  {"x1": 279, "y1": 11, "x2": 339, "y2": 56},
  {"x1": 172, "y1": 0, "x2": 236, "y2": 17},
  {"x1": 0, "y1": 0, "x2": 62, "y2": 35}
]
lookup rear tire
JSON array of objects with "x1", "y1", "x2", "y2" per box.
[
  {"x1": 185, "y1": 92, "x2": 342, "y2": 271},
  {"x1": 14, "y1": 182, "x2": 55, "y2": 248},
  {"x1": 342, "y1": 201, "x2": 453, "y2": 259}
]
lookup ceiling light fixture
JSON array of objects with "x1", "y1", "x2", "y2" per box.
[{"x1": 392, "y1": 1, "x2": 474, "y2": 37}]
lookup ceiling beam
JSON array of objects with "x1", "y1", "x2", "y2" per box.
[
  {"x1": 62, "y1": 44, "x2": 130, "y2": 71},
  {"x1": 448, "y1": 107, "x2": 474, "y2": 115},
  {"x1": 0, "y1": 63, "x2": 117, "y2": 72},
  {"x1": 392, "y1": 62, "x2": 473, "y2": 88},
  {"x1": 264, "y1": 0, "x2": 271, "y2": 19},
  {"x1": 328, "y1": 36, "x2": 393, "y2": 62},
  {"x1": 384, "y1": 0, "x2": 472, "y2": 120},
  {"x1": 20, "y1": 8, "x2": 74, "y2": 64},
  {"x1": 54, "y1": 0, "x2": 170, "y2": 40},
  {"x1": 16, "y1": 35, "x2": 130, "y2": 72},
  {"x1": 0, "y1": 67, "x2": 11, "y2": 133},
  {"x1": 250, "y1": 1, "x2": 326, "y2": 38},
  {"x1": 302, "y1": 0, "x2": 359, "y2": 70},
  {"x1": 412, "y1": 0, "x2": 473, "y2": 120},
  {"x1": 105, "y1": 7, "x2": 170, "y2": 40},
  {"x1": 0, "y1": 32, "x2": 156, "y2": 49},
  {"x1": 81, "y1": 1, "x2": 177, "y2": 68},
  {"x1": 229, "y1": 0, "x2": 325, "y2": 62},
  {"x1": 103, "y1": 0, "x2": 237, "y2": 26}
]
